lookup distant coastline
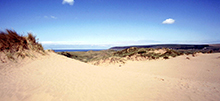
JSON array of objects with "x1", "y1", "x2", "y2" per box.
[
  {"x1": 53, "y1": 44, "x2": 220, "y2": 52},
  {"x1": 109, "y1": 44, "x2": 220, "y2": 52}
]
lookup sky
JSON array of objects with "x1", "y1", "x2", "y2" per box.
[{"x1": 0, "y1": 0, "x2": 220, "y2": 49}]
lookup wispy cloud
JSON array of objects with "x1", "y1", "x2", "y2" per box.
[
  {"x1": 44, "y1": 15, "x2": 57, "y2": 19},
  {"x1": 62, "y1": 0, "x2": 74, "y2": 5},
  {"x1": 50, "y1": 16, "x2": 57, "y2": 19},
  {"x1": 162, "y1": 18, "x2": 175, "y2": 24},
  {"x1": 40, "y1": 40, "x2": 162, "y2": 46},
  {"x1": 41, "y1": 41, "x2": 111, "y2": 49},
  {"x1": 41, "y1": 41, "x2": 84, "y2": 45}
]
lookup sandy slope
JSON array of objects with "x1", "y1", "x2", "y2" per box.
[{"x1": 0, "y1": 52, "x2": 220, "y2": 101}]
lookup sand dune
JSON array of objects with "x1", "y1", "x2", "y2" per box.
[{"x1": 0, "y1": 52, "x2": 220, "y2": 101}]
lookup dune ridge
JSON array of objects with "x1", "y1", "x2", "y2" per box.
[{"x1": 0, "y1": 51, "x2": 220, "y2": 101}]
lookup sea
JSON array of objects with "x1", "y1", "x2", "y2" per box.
[{"x1": 53, "y1": 49, "x2": 105, "y2": 52}]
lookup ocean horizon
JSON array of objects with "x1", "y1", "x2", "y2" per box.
[{"x1": 53, "y1": 49, "x2": 105, "y2": 52}]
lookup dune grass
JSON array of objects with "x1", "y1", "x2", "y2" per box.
[
  {"x1": 58, "y1": 50, "x2": 116, "y2": 63},
  {"x1": 57, "y1": 46, "x2": 217, "y2": 65},
  {"x1": 0, "y1": 29, "x2": 45, "y2": 60},
  {"x1": 57, "y1": 47, "x2": 186, "y2": 65}
]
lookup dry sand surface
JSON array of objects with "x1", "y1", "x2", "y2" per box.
[{"x1": 0, "y1": 52, "x2": 220, "y2": 101}]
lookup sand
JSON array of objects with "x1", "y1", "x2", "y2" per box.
[{"x1": 0, "y1": 52, "x2": 220, "y2": 101}]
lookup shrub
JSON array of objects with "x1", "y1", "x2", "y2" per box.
[
  {"x1": 60, "y1": 52, "x2": 72, "y2": 58},
  {"x1": 163, "y1": 56, "x2": 169, "y2": 59},
  {"x1": 113, "y1": 47, "x2": 139, "y2": 57}
]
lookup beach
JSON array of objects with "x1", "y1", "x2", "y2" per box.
[{"x1": 0, "y1": 52, "x2": 220, "y2": 101}]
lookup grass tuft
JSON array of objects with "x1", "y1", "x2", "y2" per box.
[{"x1": 0, "y1": 29, "x2": 45, "y2": 60}]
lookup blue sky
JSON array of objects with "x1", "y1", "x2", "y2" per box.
[{"x1": 0, "y1": 0, "x2": 220, "y2": 49}]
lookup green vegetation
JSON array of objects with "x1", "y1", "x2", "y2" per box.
[
  {"x1": 57, "y1": 50, "x2": 116, "y2": 63},
  {"x1": 114, "y1": 47, "x2": 183, "y2": 60},
  {"x1": 0, "y1": 29, "x2": 45, "y2": 60},
  {"x1": 57, "y1": 46, "x2": 219, "y2": 65},
  {"x1": 58, "y1": 47, "x2": 203, "y2": 65}
]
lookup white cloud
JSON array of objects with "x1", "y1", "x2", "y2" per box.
[
  {"x1": 44, "y1": 15, "x2": 57, "y2": 19},
  {"x1": 50, "y1": 16, "x2": 57, "y2": 19},
  {"x1": 41, "y1": 40, "x2": 161, "y2": 47},
  {"x1": 62, "y1": 0, "x2": 74, "y2": 5},
  {"x1": 162, "y1": 18, "x2": 175, "y2": 24},
  {"x1": 40, "y1": 41, "x2": 103, "y2": 46}
]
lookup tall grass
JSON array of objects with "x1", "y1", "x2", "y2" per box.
[{"x1": 0, "y1": 29, "x2": 44, "y2": 60}]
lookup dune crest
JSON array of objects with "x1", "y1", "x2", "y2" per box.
[{"x1": 0, "y1": 51, "x2": 220, "y2": 101}]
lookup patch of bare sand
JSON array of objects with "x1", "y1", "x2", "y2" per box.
[
  {"x1": 0, "y1": 52, "x2": 220, "y2": 101},
  {"x1": 150, "y1": 49, "x2": 167, "y2": 54}
]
